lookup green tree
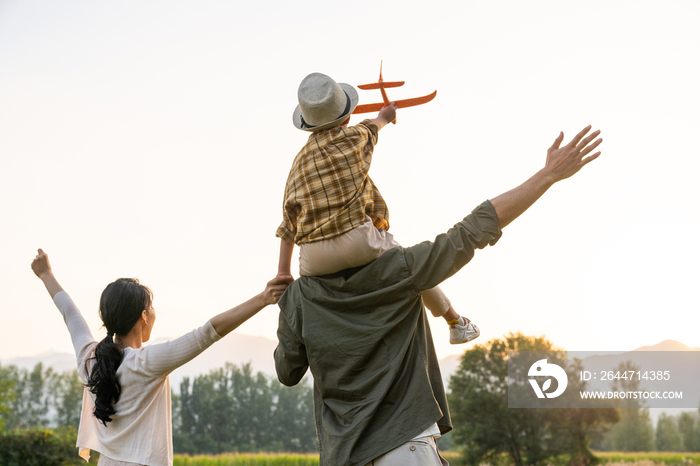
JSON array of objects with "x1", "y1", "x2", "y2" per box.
[
  {"x1": 270, "y1": 379, "x2": 317, "y2": 452},
  {"x1": 597, "y1": 407, "x2": 654, "y2": 451},
  {"x1": 596, "y1": 361, "x2": 655, "y2": 452},
  {"x1": 172, "y1": 362, "x2": 316, "y2": 454},
  {"x1": 229, "y1": 364, "x2": 274, "y2": 450},
  {"x1": 173, "y1": 377, "x2": 194, "y2": 437},
  {"x1": 0, "y1": 365, "x2": 16, "y2": 430},
  {"x1": 449, "y1": 333, "x2": 619, "y2": 466},
  {"x1": 656, "y1": 412, "x2": 682, "y2": 451},
  {"x1": 0, "y1": 364, "x2": 85, "y2": 430},
  {"x1": 677, "y1": 411, "x2": 700, "y2": 451},
  {"x1": 180, "y1": 365, "x2": 234, "y2": 453},
  {"x1": 678, "y1": 412, "x2": 698, "y2": 451},
  {"x1": 54, "y1": 371, "x2": 84, "y2": 428},
  {"x1": 547, "y1": 363, "x2": 620, "y2": 465},
  {"x1": 3, "y1": 363, "x2": 57, "y2": 429}
]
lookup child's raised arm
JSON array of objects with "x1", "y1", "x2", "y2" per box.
[{"x1": 371, "y1": 102, "x2": 397, "y2": 130}]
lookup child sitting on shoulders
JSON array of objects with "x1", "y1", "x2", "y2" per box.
[{"x1": 276, "y1": 72, "x2": 478, "y2": 344}]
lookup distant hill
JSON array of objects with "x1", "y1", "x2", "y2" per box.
[
  {"x1": 633, "y1": 339, "x2": 700, "y2": 352},
  {"x1": 1, "y1": 351, "x2": 78, "y2": 374},
  {"x1": 439, "y1": 354, "x2": 462, "y2": 386}
]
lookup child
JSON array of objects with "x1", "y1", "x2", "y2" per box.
[{"x1": 276, "y1": 72, "x2": 478, "y2": 344}]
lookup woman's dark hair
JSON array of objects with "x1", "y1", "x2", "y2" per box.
[{"x1": 86, "y1": 278, "x2": 152, "y2": 426}]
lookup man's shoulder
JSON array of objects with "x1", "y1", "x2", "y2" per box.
[{"x1": 282, "y1": 247, "x2": 411, "y2": 302}]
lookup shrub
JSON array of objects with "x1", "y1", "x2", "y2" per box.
[{"x1": 0, "y1": 427, "x2": 98, "y2": 466}]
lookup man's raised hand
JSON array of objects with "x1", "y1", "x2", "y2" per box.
[
  {"x1": 489, "y1": 125, "x2": 603, "y2": 229},
  {"x1": 544, "y1": 125, "x2": 602, "y2": 182}
]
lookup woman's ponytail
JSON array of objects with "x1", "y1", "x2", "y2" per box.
[
  {"x1": 87, "y1": 333, "x2": 123, "y2": 424},
  {"x1": 87, "y1": 278, "x2": 152, "y2": 426}
]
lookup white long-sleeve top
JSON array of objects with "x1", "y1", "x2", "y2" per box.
[{"x1": 53, "y1": 291, "x2": 222, "y2": 466}]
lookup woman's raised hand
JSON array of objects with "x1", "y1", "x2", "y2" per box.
[
  {"x1": 31, "y1": 249, "x2": 52, "y2": 279},
  {"x1": 31, "y1": 249, "x2": 64, "y2": 298}
]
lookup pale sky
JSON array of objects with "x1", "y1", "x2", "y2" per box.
[{"x1": 1, "y1": 1, "x2": 698, "y2": 363}]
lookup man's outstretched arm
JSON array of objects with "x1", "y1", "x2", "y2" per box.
[{"x1": 490, "y1": 125, "x2": 602, "y2": 229}]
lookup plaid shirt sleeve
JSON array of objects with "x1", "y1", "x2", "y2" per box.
[{"x1": 276, "y1": 177, "x2": 298, "y2": 243}]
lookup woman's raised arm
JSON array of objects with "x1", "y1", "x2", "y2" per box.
[
  {"x1": 31, "y1": 249, "x2": 96, "y2": 378},
  {"x1": 210, "y1": 275, "x2": 293, "y2": 337},
  {"x1": 136, "y1": 274, "x2": 294, "y2": 376}
]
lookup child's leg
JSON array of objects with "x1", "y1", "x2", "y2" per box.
[
  {"x1": 421, "y1": 286, "x2": 452, "y2": 318},
  {"x1": 422, "y1": 287, "x2": 480, "y2": 344}
]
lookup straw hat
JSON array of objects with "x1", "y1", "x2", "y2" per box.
[{"x1": 292, "y1": 73, "x2": 359, "y2": 132}]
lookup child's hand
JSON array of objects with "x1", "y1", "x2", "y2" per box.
[
  {"x1": 379, "y1": 102, "x2": 397, "y2": 123},
  {"x1": 374, "y1": 102, "x2": 397, "y2": 129},
  {"x1": 262, "y1": 275, "x2": 294, "y2": 305},
  {"x1": 31, "y1": 249, "x2": 53, "y2": 279}
]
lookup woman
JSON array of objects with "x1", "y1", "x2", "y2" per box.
[{"x1": 31, "y1": 249, "x2": 292, "y2": 466}]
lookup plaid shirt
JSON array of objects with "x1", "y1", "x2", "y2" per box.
[{"x1": 276, "y1": 120, "x2": 390, "y2": 245}]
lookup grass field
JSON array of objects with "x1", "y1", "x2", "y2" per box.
[
  {"x1": 172, "y1": 451, "x2": 700, "y2": 466},
  {"x1": 173, "y1": 453, "x2": 320, "y2": 466},
  {"x1": 594, "y1": 452, "x2": 700, "y2": 466}
]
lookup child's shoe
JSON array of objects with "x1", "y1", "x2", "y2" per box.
[{"x1": 449, "y1": 316, "x2": 480, "y2": 344}]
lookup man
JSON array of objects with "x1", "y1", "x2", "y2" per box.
[{"x1": 275, "y1": 126, "x2": 602, "y2": 466}]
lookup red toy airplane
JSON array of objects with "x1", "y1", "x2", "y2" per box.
[{"x1": 352, "y1": 61, "x2": 437, "y2": 123}]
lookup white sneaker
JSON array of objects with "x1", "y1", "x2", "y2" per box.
[{"x1": 449, "y1": 317, "x2": 480, "y2": 344}]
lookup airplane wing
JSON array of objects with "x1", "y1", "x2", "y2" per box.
[
  {"x1": 357, "y1": 81, "x2": 405, "y2": 90},
  {"x1": 352, "y1": 90, "x2": 437, "y2": 114}
]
